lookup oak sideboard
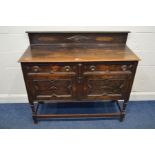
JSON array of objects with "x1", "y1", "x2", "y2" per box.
[{"x1": 19, "y1": 31, "x2": 140, "y2": 123}]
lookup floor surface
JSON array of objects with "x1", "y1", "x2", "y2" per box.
[{"x1": 0, "y1": 101, "x2": 155, "y2": 129}]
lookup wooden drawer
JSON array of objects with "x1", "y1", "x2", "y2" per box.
[
  {"x1": 24, "y1": 63, "x2": 77, "y2": 74},
  {"x1": 83, "y1": 63, "x2": 134, "y2": 73}
]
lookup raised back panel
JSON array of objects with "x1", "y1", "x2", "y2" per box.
[{"x1": 27, "y1": 32, "x2": 129, "y2": 45}]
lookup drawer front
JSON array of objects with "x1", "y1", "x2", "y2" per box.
[
  {"x1": 83, "y1": 63, "x2": 134, "y2": 73},
  {"x1": 24, "y1": 63, "x2": 77, "y2": 74},
  {"x1": 27, "y1": 73, "x2": 77, "y2": 101}
]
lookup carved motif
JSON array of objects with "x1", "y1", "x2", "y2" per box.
[
  {"x1": 87, "y1": 79, "x2": 125, "y2": 96},
  {"x1": 33, "y1": 79, "x2": 73, "y2": 98},
  {"x1": 67, "y1": 35, "x2": 90, "y2": 42}
]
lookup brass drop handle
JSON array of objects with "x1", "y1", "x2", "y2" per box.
[
  {"x1": 90, "y1": 65, "x2": 96, "y2": 71},
  {"x1": 64, "y1": 66, "x2": 71, "y2": 72},
  {"x1": 32, "y1": 66, "x2": 40, "y2": 72},
  {"x1": 121, "y1": 65, "x2": 127, "y2": 71}
]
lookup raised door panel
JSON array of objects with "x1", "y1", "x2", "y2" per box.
[
  {"x1": 83, "y1": 73, "x2": 132, "y2": 100},
  {"x1": 27, "y1": 73, "x2": 77, "y2": 101}
]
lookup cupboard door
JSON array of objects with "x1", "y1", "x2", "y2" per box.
[
  {"x1": 83, "y1": 73, "x2": 131, "y2": 100},
  {"x1": 27, "y1": 73, "x2": 77, "y2": 101}
]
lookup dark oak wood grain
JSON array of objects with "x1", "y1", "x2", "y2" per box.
[
  {"x1": 19, "y1": 32, "x2": 139, "y2": 123},
  {"x1": 27, "y1": 31, "x2": 129, "y2": 44},
  {"x1": 19, "y1": 44, "x2": 140, "y2": 63}
]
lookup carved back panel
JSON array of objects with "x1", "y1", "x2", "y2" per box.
[{"x1": 27, "y1": 32, "x2": 129, "y2": 45}]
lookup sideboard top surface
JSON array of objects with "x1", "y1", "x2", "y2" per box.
[
  {"x1": 19, "y1": 32, "x2": 140, "y2": 62},
  {"x1": 19, "y1": 44, "x2": 140, "y2": 62}
]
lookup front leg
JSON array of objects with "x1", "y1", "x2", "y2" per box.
[
  {"x1": 120, "y1": 100, "x2": 128, "y2": 122},
  {"x1": 30, "y1": 102, "x2": 38, "y2": 124}
]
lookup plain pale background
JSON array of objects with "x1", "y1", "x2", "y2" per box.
[
  {"x1": 0, "y1": 0, "x2": 155, "y2": 155},
  {"x1": 0, "y1": 26, "x2": 155, "y2": 103}
]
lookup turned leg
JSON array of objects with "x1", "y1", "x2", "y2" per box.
[
  {"x1": 30, "y1": 103, "x2": 38, "y2": 124},
  {"x1": 120, "y1": 100, "x2": 128, "y2": 122}
]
